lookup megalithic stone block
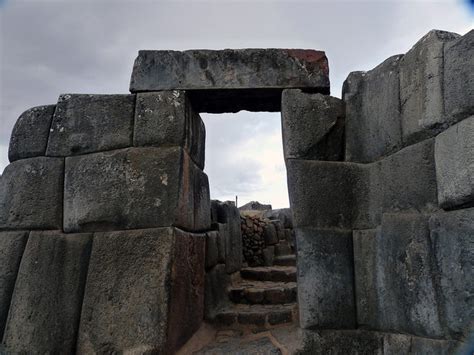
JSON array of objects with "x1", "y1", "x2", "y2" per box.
[
  {"x1": 8, "y1": 105, "x2": 56, "y2": 162},
  {"x1": 343, "y1": 55, "x2": 403, "y2": 163},
  {"x1": 296, "y1": 227, "x2": 355, "y2": 329},
  {"x1": 64, "y1": 147, "x2": 209, "y2": 233},
  {"x1": 2, "y1": 231, "x2": 92, "y2": 353},
  {"x1": 435, "y1": 116, "x2": 474, "y2": 210},
  {"x1": 129, "y1": 49, "x2": 330, "y2": 113},
  {"x1": 281, "y1": 90, "x2": 344, "y2": 161},
  {"x1": 376, "y1": 213, "x2": 443, "y2": 337},
  {"x1": 46, "y1": 94, "x2": 135, "y2": 157},
  {"x1": 134, "y1": 91, "x2": 206, "y2": 169},
  {"x1": 77, "y1": 227, "x2": 205, "y2": 354},
  {"x1": 0, "y1": 157, "x2": 64, "y2": 230},
  {"x1": 444, "y1": 30, "x2": 474, "y2": 122},
  {"x1": 429, "y1": 208, "x2": 474, "y2": 339},
  {"x1": 399, "y1": 30, "x2": 460, "y2": 144},
  {"x1": 0, "y1": 231, "x2": 29, "y2": 339}
]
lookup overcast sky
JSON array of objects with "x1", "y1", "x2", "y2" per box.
[{"x1": 0, "y1": 0, "x2": 472, "y2": 208}]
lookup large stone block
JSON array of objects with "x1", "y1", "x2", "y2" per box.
[
  {"x1": 376, "y1": 213, "x2": 443, "y2": 337},
  {"x1": 2, "y1": 231, "x2": 92, "y2": 353},
  {"x1": 444, "y1": 30, "x2": 474, "y2": 122},
  {"x1": 352, "y1": 229, "x2": 380, "y2": 329},
  {"x1": 64, "y1": 147, "x2": 209, "y2": 232},
  {"x1": 287, "y1": 159, "x2": 376, "y2": 229},
  {"x1": 130, "y1": 49, "x2": 329, "y2": 113},
  {"x1": 296, "y1": 227, "x2": 355, "y2": 329},
  {"x1": 380, "y1": 138, "x2": 438, "y2": 214},
  {"x1": 77, "y1": 227, "x2": 205, "y2": 354},
  {"x1": 0, "y1": 231, "x2": 29, "y2": 339},
  {"x1": 400, "y1": 30, "x2": 460, "y2": 144},
  {"x1": 0, "y1": 157, "x2": 64, "y2": 230},
  {"x1": 343, "y1": 55, "x2": 403, "y2": 163},
  {"x1": 134, "y1": 91, "x2": 206, "y2": 169},
  {"x1": 194, "y1": 169, "x2": 211, "y2": 231},
  {"x1": 46, "y1": 94, "x2": 135, "y2": 156},
  {"x1": 429, "y1": 208, "x2": 474, "y2": 339},
  {"x1": 8, "y1": 105, "x2": 55, "y2": 162},
  {"x1": 212, "y1": 201, "x2": 243, "y2": 273},
  {"x1": 282, "y1": 90, "x2": 344, "y2": 161},
  {"x1": 204, "y1": 264, "x2": 231, "y2": 320},
  {"x1": 435, "y1": 116, "x2": 474, "y2": 209}
]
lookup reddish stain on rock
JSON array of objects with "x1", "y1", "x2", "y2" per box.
[{"x1": 285, "y1": 49, "x2": 329, "y2": 76}]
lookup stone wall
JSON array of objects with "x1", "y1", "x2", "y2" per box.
[{"x1": 284, "y1": 29, "x2": 473, "y2": 352}]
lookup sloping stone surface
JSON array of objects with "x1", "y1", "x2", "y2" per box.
[
  {"x1": 343, "y1": 55, "x2": 403, "y2": 163},
  {"x1": 8, "y1": 105, "x2": 55, "y2": 162},
  {"x1": 77, "y1": 227, "x2": 205, "y2": 354},
  {"x1": 282, "y1": 90, "x2": 344, "y2": 161},
  {"x1": 2, "y1": 231, "x2": 92, "y2": 353},
  {"x1": 0, "y1": 231, "x2": 29, "y2": 339},
  {"x1": 130, "y1": 49, "x2": 329, "y2": 113},
  {"x1": 0, "y1": 157, "x2": 64, "y2": 230},
  {"x1": 46, "y1": 94, "x2": 135, "y2": 156},
  {"x1": 64, "y1": 147, "x2": 204, "y2": 232},
  {"x1": 296, "y1": 227, "x2": 355, "y2": 329},
  {"x1": 399, "y1": 30, "x2": 460, "y2": 144},
  {"x1": 435, "y1": 116, "x2": 474, "y2": 209},
  {"x1": 444, "y1": 30, "x2": 474, "y2": 122},
  {"x1": 134, "y1": 91, "x2": 206, "y2": 169}
]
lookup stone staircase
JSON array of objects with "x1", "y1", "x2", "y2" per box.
[{"x1": 210, "y1": 263, "x2": 298, "y2": 329}]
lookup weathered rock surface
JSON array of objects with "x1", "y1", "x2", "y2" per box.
[
  {"x1": 47, "y1": 94, "x2": 135, "y2": 156},
  {"x1": 204, "y1": 264, "x2": 231, "y2": 320},
  {"x1": 77, "y1": 227, "x2": 205, "y2": 354},
  {"x1": 429, "y1": 208, "x2": 474, "y2": 339},
  {"x1": 0, "y1": 157, "x2": 64, "y2": 230},
  {"x1": 444, "y1": 30, "x2": 474, "y2": 122},
  {"x1": 8, "y1": 105, "x2": 55, "y2": 162},
  {"x1": 3, "y1": 231, "x2": 92, "y2": 353},
  {"x1": 296, "y1": 227, "x2": 355, "y2": 329},
  {"x1": 134, "y1": 91, "x2": 206, "y2": 169},
  {"x1": 282, "y1": 90, "x2": 344, "y2": 161},
  {"x1": 64, "y1": 147, "x2": 209, "y2": 232},
  {"x1": 0, "y1": 231, "x2": 29, "y2": 339},
  {"x1": 376, "y1": 213, "x2": 443, "y2": 337},
  {"x1": 238, "y1": 201, "x2": 272, "y2": 211},
  {"x1": 130, "y1": 49, "x2": 330, "y2": 113},
  {"x1": 264, "y1": 208, "x2": 293, "y2": 229},
  {"x1": 343, "y1": 55, "x2": 403, "y2": 163},
  {"x1": 205, "y1": 231, "x2": 219, "y2": 270},
  {"x1": 435, "y1": 116, "x2": 474, "y2": 209},
  {"x1": 399, "y1": 30, "x2": 460, "y2": 144}
]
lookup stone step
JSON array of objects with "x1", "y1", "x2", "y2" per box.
[
  {"x1": 240, "y1": 266, "x2": 296, "y2": 283},
  {"x1": 211, "y1": 304, "x2": 297, "y2": 328},
  {"x1": 228, "y1": 281, "x2": 297, "y2": 305},
  {"x1": 274, "y1": 255, "x2": 296, "y2": 266}
]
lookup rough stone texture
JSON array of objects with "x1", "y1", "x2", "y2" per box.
[
  {"x1": 343, "y1": 55, "x2": 403, "y2": 163},
  {"x1": 3, "y1": 231, "x2": 92, "y2": 353},
  {"x1": 264, "y1": 208, "x2": 293, "y2": 229},
  {"x1": 296, "y1": 227, "x2": 355, "y2": 329},
  {"x1": 205, "y1": 231, "x2": 219, "y2": 270},
  {"x1": 429, "y1": 208, "x2": 474, "y2": 339},
  {"x1": 8, "y1": 105, "x2": 55, "y2": 162},
  {"x1": 435, "y1": 116, "x2": 474, "y2": 209},
  {"x1": 212, "y1": 201, "x2": 242, "y2": 273},
  {"x1": 287, "y1": 159, "x2": 375, "y2": 229},
  {"x1": 204, "y1": 264, "x2": 231, "y2": 320},
  {"x1": 352, "y1": 229, "x2": 380, "y2": 329},
  {"x1": 134, "y1": 91, "x2": 206, "y2": 169},
  {"x1": 0, "y1": 157, "x2": 64, "y2": 230},
  {"x1": 194, "y1": 169, "x2": 212, "y2": 231},
  {"x1": 77, "y1": 227, "x2": 205, "y2": 354},
  {"x1": 130, "y1": 49, "x2": 330, "y2": 113},
  {"x1": 282, "y1": 90, "x2": 344, "y2": 161},
  {"x1": 377, "y1": 213, "x2": 443, "y2": 337},
  {"x1": 238, "y1": 201, "x2": 272, "y2": 211},
  {"x1": 0, "y1": 231, "x2": 29, "y2": 339},
  {"x1": 399, "y1": 30, "x2": 460, "y2": 144},
  {"x1": 46, "y1": 94, "x2": 135, "y2": 156},
  {"x1": 444, "y1": 30, "x2": 474, "y2": 122},
  {"x1": 64, "y1": 147, "x2": 209, "y2": 233},
  {"x1": 379, "y1": 138, "x2": 438, "y2": 214},
  {"x1": 262, "y1": 246, "x2": 275, "y2": 266},
  {"x1": 263, "y1": 223, "x2": 278, "y2": 246}
]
